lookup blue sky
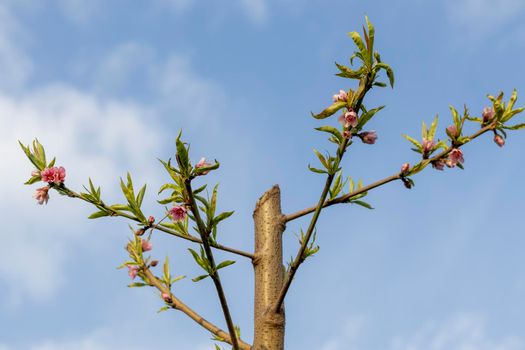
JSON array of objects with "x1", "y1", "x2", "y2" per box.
[{"x1": 1, "y1": 0, "x2": 525, "y2": 349}]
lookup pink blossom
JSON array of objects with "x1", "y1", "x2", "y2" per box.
[
  {"x1": 338, "y1": 110, "x2": 358, "y2": 128},
  {"x1": 141, "y1": 239, "x2": 153, "y2": 252},
  {"x1": 446, "y1": 148, "x2": 464, "y2": 168},
  {"x1": 446, "y1": 125, "x2": 458, "y2": 138},
  {"x1": 401, "y1": 163, "x2": 410, "y2": 173},
  {"x1": 128, "y1": 265, "x2": 139, "y2": 280},
  {"x1": 482, "y1": 107, "x2": 495, "y2": 122},
  {"x1": 41, "y1": 166, "x2": 66, "y2": 184},
  {"x1": 33, "y1": 186, "x2": 50, "y2": 205},
  {"x1": 161, "y1": 292, "x2": 172, "y2": 303},
  {"x1": 494, "y1": 134, "x2": 505, "y2": 147},
  {"x1": 422, "y1": 138, "x2": 435, "y2": 155},
  {"x1": 169, "y1": 205, "x2": 187, "y2": 222},
  {"x1": 332, "y1": 90, "x2": 348, "y2": 103},
  {"x1": 359, "y1": 131, "x2": 377, "y2": 144},
  {"x1": 195, "y1": 157, "x2": 211, "y2": 175},
  {"x1": 432, "y1": 159, "x2": 445, "y2": 171}
]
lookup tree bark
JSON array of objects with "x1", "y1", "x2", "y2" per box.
[{"x1": 253, "y1": 185, "x2": 286, "y2": 350}]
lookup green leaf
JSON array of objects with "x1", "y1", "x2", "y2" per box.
[
  {"x1": 450, "y1": 105, "x2": 460, "y2": 127},
  {"x1": 308, "y1": 164, "x2": 327, "y2": 174},
  {"x1": 192, "y1": 274, "x2": 209, "y2": 282},
  {"x1": 313, "y1": 149, "x2": 329, "y2": 170},
  {"x1": 335, "y1": 62, "x2": 363, "y2": 79},
  {"x1": 136, "y1": 184, "x2": 147, "y2": 208},
  {"x1": 24, "y1": 175, "x2": 42, "y2": 185},
  {"x1": 128, "y1": 282, "x2": 148, "y2": 288},
  {"x1": 175, "y1": 131, "x2": 189, "y2": 171},
  {"x1": 315, "y1": 126, "x2": 343, "y2": 143},
  {"x1": 163, "y1": 256, "x2": 170, "y2": 284},
  {"x1": 428, "y1": 115, "x2": 439, "y2": 139},
  {"x1": 213, "y1": 211, "x2": 234, "y2": 225},
  {"x1": 352, "y1": 200, "x2": 374, "y2": 209},
  {"x1": 402, "y1": 134, "x2": 422, "y2": 150},
  {"x1": 216, "y1": 260, "x2": 236, "y2": 270},
  {"x1": 357, "y1": 105, "x2": 385, "y2": 129},
  {"x1": 311, "y1": 101, "x2": 346, "y2": 119},
  {"x1": 194, "y1": 160, "x2": 220, "y2": 175},
  {"x1": 88, "y1": 210, "x2": 109, "y2": 219},
  {"x1": 502, "y1": 123, "x2": 525, "y2": 130},
  {"x1": 348, "y1": 31, "x2": 368, "y2": 59},
  {"x1": 365, "y1": 16, "x2": 374, "y2": 54},
  {"x1": 157, "y1": 306, "x2": 171, "y2": 313}
]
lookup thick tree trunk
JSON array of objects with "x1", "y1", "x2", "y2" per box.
[{"x1": 253, "y1": 185, "x2": 286, "y2": 350}]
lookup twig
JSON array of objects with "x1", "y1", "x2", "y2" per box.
[
  {"x1": 141, "y1": 268, "x2": 251, "y2": 350},
  {"x1": 285, "y1": 124, "x2": 494, "y2": 222},
  {"x1": 64, "y1": 188, "x2": 254, "y2": 259},
  {"x1": 184, "y1": 180, "x2": 240, "y2": 350}
]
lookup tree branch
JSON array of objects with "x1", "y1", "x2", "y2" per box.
[
  {"x1": 63, "y1": 188, "x2": 254, "y2": 259},
  {"x1": 285, "y1": 124, "x2": 494, "y2": 222},
  {"x1": 184, "y1": 180, "x2": 240, "y2": 350},
  {"x1": 141, "y1": 268, "x2": 251, "y2": 350}
]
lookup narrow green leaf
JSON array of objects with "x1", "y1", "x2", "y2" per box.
[
  {"x1": 216, "y1": 260, "x2": 236, "y2": 270},
  {"x1": 352, "y1": 200, "x2": 374, "y2": 209},
  {"x1": 213, "y1": 211, "x2": 234, "y2": 225},
  {"x1": 157, "y1": 306, "x2": 170, "y2": 313},
  {"x1": 88, "y1": 211, "x2": 109, "y2": 219},
  {"x1": 136, "y1": 184, "x2": 147, "y2": 208},
  {"x1": 192, "y1": 274, "x2": 209, "y2": 282},
  {"x1": 311, "y1": 101, "x2": 346, "y2": 119},
  {"x1": 348, "y1": 31, "x2": 367, "y2": 58},
  {"x1": 402, "y1": 134, "x2": 422, "y2": 150},
  {"x1": 313, "y1": 149, "x2": 329, "y2": 169},
  {"x1": 428, "y1": 115, "x2": 439, "y2": 139},
  {"x1": 315, "y1": 126, "x2": 343, "y2": 143},
  {"x1": 308, "y1": 164, "x2": 327, "y2": 174}
]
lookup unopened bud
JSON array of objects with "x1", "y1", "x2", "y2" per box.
[
  {"x1": 150, "y1": 260, "x2": 159, "y2": 267},
  {"x1": 494, "y1": 134, "x2": 505, "y2": 147},
  {"x1": 401, "y1": 163, "x2": 410, "y2": 173},
  {"x1": 161, "y1": 292, "x2": 172, "y2": 303},
  {"x1": 148, "y1": 216, "x2": 155, "y2": 225}
]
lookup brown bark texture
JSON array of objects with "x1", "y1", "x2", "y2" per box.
[{"x1": 252, "y1": 185, "x2": 286, "y2": 350}]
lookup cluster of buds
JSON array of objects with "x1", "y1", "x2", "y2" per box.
[
  {"x1": 432, "y1": 148, "x2": 464, "y2": 170},
  {"x1": 31, "y1": 166, "x2": 67, "y2": 205}
]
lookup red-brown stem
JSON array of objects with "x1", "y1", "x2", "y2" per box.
[
  {"x1": 142, "y1": 269, "x2": 251, "y2": 350},
  {"x1": 285, "y1": 124, "x2": 495, "y2": 222}
]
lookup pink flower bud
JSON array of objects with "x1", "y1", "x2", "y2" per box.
[
  {"x1": 33, "y1": 186, "x2": 50, "y2": 205},
  {"x1": 169, "y1": 205, "x2": 187, "y2": 222},
  {"x1": 148, "y1": 216, "x2": 155, "y2": 225},
  {"x1": 482, "y1": 107, "x2": 495, "y2": 122},
  {"x1": 422, "y1": 138, "x2": 435, "y2": 155},
  {"x1": 401, "y1": 163, "x2": 410, "y2": 173},
  {"x1": 41, "y1": 166, "x2": 66, "y2": 184},
  {"x1": 343, "y1": 130, "x2": 351, "y2": 139},
  {"x1": 128, "y1": 265, "x2": 139, "y2": 280},
  {"x1": 446, "y1": 125, "x2": 458, "y2": 138},
  {"x1": 338, "y1": 110, "x2": 358, "y2": 128},
  {"x1": 161, "y1": 292, "x2": 172, "y2": 303},
  {"x1": 446, "y1": 148, "x2": 464, "y2": 168},
  {"x1": 359, "y1": 130, "x2": 377, "y2": 144},
  {"x1": 432, "y1": 159, "x2": 445, "y2": 171},
  {"x1": 195, "y1": 157, "x2": 211, "y2": 175},
  {"x1": 141, "y1": 239, "x2": 153, "y2": 252},
  {"x1": 332, "y1": 90, "x2": 348, "y2": 103},
  {"x1": 494, "y1": 134, "x2": 505, "y2": 147}
]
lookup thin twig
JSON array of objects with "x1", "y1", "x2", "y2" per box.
[
  {"x1": 273, "y1": 75, "x2": 373, "y2": 313},
  {"x1": 184, "y1": 180, "x2": 240, "y2": 350},
  {"x1": 64, "y1": 188, "x2": 254, "y2": 259},
  {"x1": 141, "y1": 268, "x2": 251, "y2": 350},
  {"x1": 285, "y1": 124, "x2": 494, "y2": 222}
]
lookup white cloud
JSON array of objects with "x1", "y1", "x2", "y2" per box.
[
  {"x1": 239, "y1": 0, "x2": 268, "y2": 25},
  {"x1": 0, "y1": 84, "x2": 164, "y2": 306},
  {"x1": 390, "y1": 314, "x2": 523, "y2": 350},
  {"x1": 446, "y1": 0, "x2": 525, "y2": 36}
]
